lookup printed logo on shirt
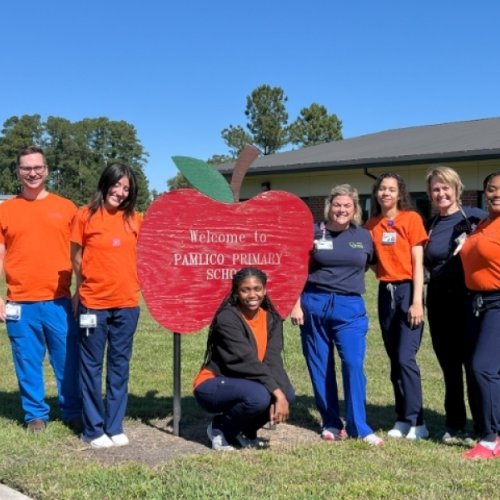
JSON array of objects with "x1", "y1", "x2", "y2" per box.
[
  {"x1": 112, "y1": 237, "x2": 121, "y2": 247},
  {"x1": 349, "y1": 242, "x2": 364, "y2": 249}
]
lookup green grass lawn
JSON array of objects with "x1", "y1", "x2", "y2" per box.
[{"x1": 0, "y1": 273, "x2": 499, "y2": 499}]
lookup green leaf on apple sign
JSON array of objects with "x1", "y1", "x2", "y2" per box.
[{"x1": 172, "y1": 156, "x2": 234, "y2": 203}]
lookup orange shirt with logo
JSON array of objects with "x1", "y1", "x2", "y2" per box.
[
  {"x1": 365, "y1": 210, "x2": 427, "y2": 282},
  {"x1": 460, "y1": 216, "x2": 500, "y2": 291},
  {"x1": 71, "y1": 207, "x2": 141, "y2": 309},
  {"x1": 0, "y1": 193, "x2": 76, "y2": 301}
]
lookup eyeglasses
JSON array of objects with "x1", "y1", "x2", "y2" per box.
[{"x1": 18, "y1": 165, "x2": 46, "y2": 174}]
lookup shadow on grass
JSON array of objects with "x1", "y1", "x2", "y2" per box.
[
  {"x1": 126, "y1": 392, "x2": 453, "y2": 448},
  {"x1": 0, "y1": 391, "x2": 61, "y2": 423},
  {"x1": 0, "y1": 389, "x2": 457, "y2": 447}
]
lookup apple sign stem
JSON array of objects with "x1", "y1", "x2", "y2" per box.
[{"x1": 173, "y1": 332, "x2": 181, "y2": 436}]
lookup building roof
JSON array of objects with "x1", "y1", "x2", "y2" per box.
[{"x1": 218, "y1": 117, "x2": 500, "y2": 175}]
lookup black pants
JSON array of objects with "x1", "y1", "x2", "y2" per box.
[
  {"x1": 426, "y1": 280, "x2": 481, "y2": 432},
  {"x1": 194, "y1": 376, "x2": 295, "y2": 440}
]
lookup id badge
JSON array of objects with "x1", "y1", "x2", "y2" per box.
[
  {"x1": 80, "y1": 314, "x2": 97, "y2": 328},
  {"x1": 314, "y1": 239, "x2": 334, "y2": 250},
  {"x1": 5, "y1": 303, "x2": 21, "y2": 321},
  {"x1": 382, "y1": 232, "x2": 397, "y2": 245},
  {"x1": 453, "y1": 232, "x2": 467, "y2": 256}
]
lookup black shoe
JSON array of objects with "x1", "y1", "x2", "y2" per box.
[
  {"x1": 441, "y1": 428, "x2": 475, "y2": 447},
  {"x1": 235, "y1": 433, "x2": 268, "y2": 449},
  {"x1": 66, "y1": 417, "x2": 83, "y2": 434}
]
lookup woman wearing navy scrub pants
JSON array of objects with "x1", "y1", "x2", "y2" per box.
[
  {"x1": 365, "y1": 173, "x2": 428, "y2": 440},
  {"x1": 71, "y1": 164, "x2": 141, "y2": 449},
  {"x1": 460, "y1": 172, "x2": 500, "y2": 460}
]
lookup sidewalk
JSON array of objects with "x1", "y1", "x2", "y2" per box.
[{"x1": 0, "y1": 484, "x2": 33, "y2": 499}]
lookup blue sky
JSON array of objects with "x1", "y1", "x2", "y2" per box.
[{"x1": 2, "y1": 1, "x2": 499, "y2": 193}]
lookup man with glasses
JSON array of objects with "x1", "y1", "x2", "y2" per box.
[{"x1": 0, "y1": 145, "x2": 81, "y2": 433}]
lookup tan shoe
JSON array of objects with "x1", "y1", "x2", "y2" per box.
[{"x1": 27, "y1": 419, "x2": 47, "y2": 433}]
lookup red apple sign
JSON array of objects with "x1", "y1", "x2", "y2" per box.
[{"x1": 138, "y1": 189, "x2": 313, "y2": 333}]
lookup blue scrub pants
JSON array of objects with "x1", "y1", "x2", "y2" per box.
[
  {"x1": 378, "y1": 281, "x2": 424, "y2": 426},
  {"x1": 79, "y1": 306, "x2": 140, "y2": 440},
  {"x1": 194, "y1": 377, "x2": 295, "y2": 441},
  {"x1": 468, "y1": 295, "x2": 500, "y2": 441},
  {"x1": 7, "y1": 298, "x2": 81, "y2": 423},
  {"x1": 300, "y1": 289, "x2": 373, "y2": 438}
]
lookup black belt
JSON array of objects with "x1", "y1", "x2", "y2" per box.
[{"x1": 470, "y1": 291, "x2": 500, "y2": 316}]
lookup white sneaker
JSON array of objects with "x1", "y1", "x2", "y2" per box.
[
  {"x1": 406, "y1": 424, "x2": 429, "y2": 440},
  {"x1": 207, "y1": 423, "x2": 235, "y2": 451},
  {"x1": 81, "y1": 433, "x2": 114, "y2": 449},
  {"x1": 362, "y1": 433, "x2": 384, "y2": 447},
  {"x1": 110, "y1": 433, "x2": 129, "y2": 446},
  {"x1": 388, "y1": 421, "x2": 411, "y2": 438}
]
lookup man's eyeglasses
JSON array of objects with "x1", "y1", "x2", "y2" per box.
[{"x1": 18, "y1": 165, "x2": 46, "y2": 174}]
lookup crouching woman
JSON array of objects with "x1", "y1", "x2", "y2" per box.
[{"x1": 193, "y1": 267, "x2": 294, "y2": 451}]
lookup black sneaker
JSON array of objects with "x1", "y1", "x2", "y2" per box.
[
  {"x1": 66, "y1": 417, "x2": 83, "y2": 434},
  {"x1": 441, "y1": 429, "x2": 475, "y2": 446},
  {"x1": 235, "y1": 433, "x2": 267, "y2": 449}
]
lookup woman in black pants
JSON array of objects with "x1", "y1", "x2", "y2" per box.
[{"x1": 424, "y1": 166, "x2": 485, "y2": 443}]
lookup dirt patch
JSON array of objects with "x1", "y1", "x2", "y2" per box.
[{"x1": 73, "y1": 418, "x2": 321, "y2": 468}]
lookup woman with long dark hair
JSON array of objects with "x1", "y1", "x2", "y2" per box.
[
  {"x1": 365, "y1": 173, "x2": 429, "y2": 440},
  {"x1": 71, "y1": 163, "x2": 141, "y2": 449},
  {"x1": 193, "y1": 267, "x2": 294, "y2": 451}
]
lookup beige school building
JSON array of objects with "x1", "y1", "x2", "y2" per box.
[{"x1": 219, "y1": 117, "x2": 500, "y2": 222}]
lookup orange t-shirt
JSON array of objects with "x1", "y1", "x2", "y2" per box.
[
  {"x1": 71, "y1": 206, "x2": 141, "y2": 309},
  {"x1": 0, "y1": 193, "x2": 76, "y2": 301},
  {"x1": 193, "y1": 308, "x2": 268, "y2": 388},
  {"x1": 365, "y1": 210, "x2": 427, "y2": 282},
  {"x1": 244, "y1": 308, "x2": 268, "y2": 360},
  {"x1": 460, "y1": 216, "x2": 500, "y2": 291}
]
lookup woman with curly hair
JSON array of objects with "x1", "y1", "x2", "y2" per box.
[{"x1": 365, "y1": 173, "x2": 429, "y2": 440}]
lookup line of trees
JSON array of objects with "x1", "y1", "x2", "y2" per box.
[
  {"x1": 0, "y1": 115, "x2": 150, "y2": 210},
  {"x1": 168, "y1": 84, "x2": 343, "y2": 190},
  {"x1": 1, "y1": 86, "x2": 343, "y2": 199}
]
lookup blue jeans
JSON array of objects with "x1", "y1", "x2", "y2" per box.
[
  {"x1": 300, "y1": 289, "x2": 372, "y2": 438},
  {"x1": 7, "y1": 298, "x2": 81, "y2": 423},
  {"x1": 378, "y1": 281, "x2": 424, "y2": 426},
  {"x1": 79, "y1": 306, "x2": 140, "y2": 439},
  {"x1": 194, "y1": 377, "x2": 295, "y2": 440}
]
